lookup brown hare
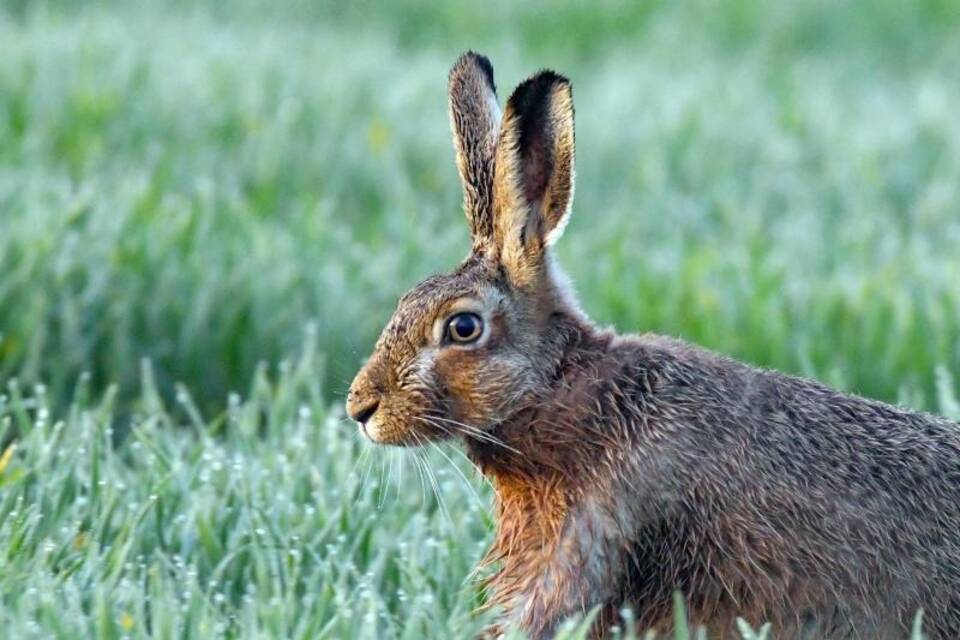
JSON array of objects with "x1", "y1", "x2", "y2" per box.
[{"x1": 346, "y1": 52, "x2": 960, "y2": 639}]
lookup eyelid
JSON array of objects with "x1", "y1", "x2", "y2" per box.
[{"x1": 445, "y1": 299, "x2": 485, "y2": 316}]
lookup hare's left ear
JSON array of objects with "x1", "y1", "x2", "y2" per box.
[
  {"x1": 492, "y1": 71, "x2": 575, "y2": 286},
  {"x1": 449, "y1": 52, "x2": 501, "y2": 250}
]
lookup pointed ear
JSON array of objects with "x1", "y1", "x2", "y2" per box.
[
  {"x1": 448, "y1": 52, "x2": 501, "y2": 249},
  {"x1": 492, "y1": 70, "x2": 575, "y2": 286}
]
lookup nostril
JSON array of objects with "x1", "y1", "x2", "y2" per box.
[{"x1": 350, "y1": 399, "x2": 380, "y2": 425}]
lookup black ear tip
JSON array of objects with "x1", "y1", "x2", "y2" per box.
[
  {"x1": 452, "y1": 51, "x2": 496, "y2": 94},
  {"x1": 507, "y1": 69, "x2": 571, "y2": 115},
  {"x1": 469, "y1": 52, "x2": 496, "y2": 92},
  {"x1": 532, "y1": 69, "x2": 570, "y2": 88}
]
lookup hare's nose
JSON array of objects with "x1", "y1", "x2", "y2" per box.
[{"x1": 348, "y1": 397, "x2": 380, "y2": 425}]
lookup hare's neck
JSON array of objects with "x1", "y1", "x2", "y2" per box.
[
  {"x1": 469, "y1": 321, "x2": 638, "y2": 626},
  {"x1": 474, "y1": 331, "x2": 628, "y2": 628},
  {"x1": 477, "y1": 467, "x2": 574, "y2": 610}
]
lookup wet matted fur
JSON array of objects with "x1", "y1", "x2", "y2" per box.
[{"x1": 347, "y1": 52, "x2": 960, "y2": 639}]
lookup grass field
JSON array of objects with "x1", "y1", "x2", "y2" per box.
[{"x1": 1, "y1": 1, "x2": 960, "y2": 637}]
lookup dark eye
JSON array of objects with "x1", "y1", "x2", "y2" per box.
[{"x1": 445, "y1": 312, "x2": 483, "y2": 344}]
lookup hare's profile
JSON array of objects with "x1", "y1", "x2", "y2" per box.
[{"x1": 346, "y1": 52, "x2": 960, "y2": 639}]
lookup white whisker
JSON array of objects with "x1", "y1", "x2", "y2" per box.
[
  {"x1": 413, "y1": 432, "x2": 452, "y2": 528},
  {"x1": 429, "y1": 440, "x2": 484, "y2": 506},
  {"x1": 422, "y1": 414, "x2": 526, "y2": 458}
]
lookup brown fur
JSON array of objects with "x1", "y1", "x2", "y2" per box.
[
  {"x1": 449, "y1": 52, "x2": 500, "y2": 249},
  {"x1": 347, "y1": 53, "x2": 960, "y2": 639}
]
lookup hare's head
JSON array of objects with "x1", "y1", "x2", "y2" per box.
[{"x1": 347, "y1": 53, "x2": 581, "y2": 445}]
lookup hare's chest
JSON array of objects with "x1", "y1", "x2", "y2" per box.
[{"x1": 487, "y1": 475, "x2": 632, "y2": 630}]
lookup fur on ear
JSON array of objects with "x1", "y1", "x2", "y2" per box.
[
  {"x1": 492, "y1": 70, "x2": 575, "y2": 285},
  {"x1": 448, "y1": 52, "x2": 501, "y2": 248}
]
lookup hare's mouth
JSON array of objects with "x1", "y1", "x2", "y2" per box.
[{"x1": 362, "y1": 414, "x2": 421, "y2": 447}]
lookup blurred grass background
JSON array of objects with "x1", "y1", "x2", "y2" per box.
[
  {"x1": 2, "y1": 0, "x2": 959, "y2": 411},
  {"x1": 1, "y1": 2, "x2": 960, "y2": 637}
]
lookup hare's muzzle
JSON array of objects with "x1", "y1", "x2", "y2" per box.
[{"x1": 348, "y1": 397, "x2": 379, "y2": 430}]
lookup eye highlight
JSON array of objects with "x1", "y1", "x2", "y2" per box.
[{"x1": 445, "y1": 312, "x2": 484, "y2": 344}]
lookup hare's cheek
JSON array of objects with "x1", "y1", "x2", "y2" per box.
[{"x1": 432, "y1": 354, "x2": 485, "y2": 423}]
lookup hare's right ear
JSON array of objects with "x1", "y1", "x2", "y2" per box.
[
  {"x1": 491, "y1": 71, "x2": 575, "y2": 288},
  {"x1": 448, "y1": 52, "x2": 501, "y2": 250}
]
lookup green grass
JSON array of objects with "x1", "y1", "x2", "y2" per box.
[
  {"x1": 1, "y1": 1, "x2": 959, "y2": 637},
  {"x1": 1, "y1": 350, "x2": 950, "y2": 638},
  {"x1": 0, "y1": 348, "x2": 490, "y2": 638}
]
